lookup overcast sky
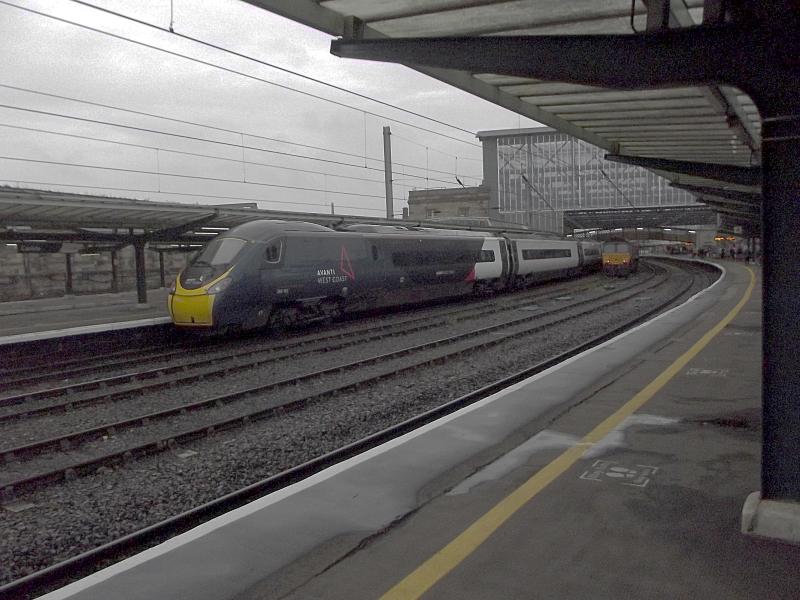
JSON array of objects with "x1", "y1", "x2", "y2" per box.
[{"x1": 0, "y1": 0, "x2": 540, "y2": 218}]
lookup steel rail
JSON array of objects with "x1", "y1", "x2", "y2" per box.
[
  {"x1": 0, "y1": 278, "x2": 597, "y2": 401},
  {"x1": 0, "y1": 280, "x2": 600, "y2": 417},
  {"x1": 0, "y1": 259, "x2": 711, "y2": 600},
  {"x1": 2, "y1": 262, "x2": 672, "y2": 487}
]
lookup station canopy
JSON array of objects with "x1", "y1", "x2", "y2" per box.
[
  {"x1": 0, "y1": 186, "x2": 533, "y2": 250},
  {"x1": 562, "y1": 204, "x2": 716, "y2": 234},
  {"x1": 247, "y1": 0, "x2": 763, "y2": 235}
]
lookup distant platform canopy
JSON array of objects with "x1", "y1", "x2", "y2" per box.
[{"x1": 562, "y1": 204, "x2": 716, "y2": 234}]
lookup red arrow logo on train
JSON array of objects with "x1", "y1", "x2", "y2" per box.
[{"x1": 340, "y1": 246, "x2": 355, "y2": 280}]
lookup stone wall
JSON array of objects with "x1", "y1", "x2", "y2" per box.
[{"x1": 0, "y1": 245, "x2": 192, "y2": 301}]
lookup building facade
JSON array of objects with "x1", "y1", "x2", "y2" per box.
[
  {"x1": 406, "y1": 187, "x2": 491, "y2": 221},
  {"x1": 479, "y1": 127, "x2": 699, "y2": 234}
]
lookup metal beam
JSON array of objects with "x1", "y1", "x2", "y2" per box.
[
  {"x1": 670, "y1": 183, "x2": 762, "y2": 204},
  {"x1": 133, "y1": 238, "x2": 147, "y2": 305},
  {"x1": 693, "y1": 198, "x2": 760, "y2": 218},
  {"x1": 604, "y1": 154, "x2": 761, "y2": 185},
  {"x1": 330, "y1": 24, "x2": 798, "y2": 120},
  {"x1": 330, "y1": 26, "x2": 766, "y2": 93},
  {"x1": 150, "y1": 212, "x2": 220, "y2": 241},
  {"x1": 660, "y1": 0, "x2": 761, "y2": 153}
]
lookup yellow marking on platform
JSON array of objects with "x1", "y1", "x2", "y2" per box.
[{"x1": 380, "y1": 267, "x2": 756, "y2": 600}]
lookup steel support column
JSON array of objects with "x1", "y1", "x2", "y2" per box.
[
  {"x1": 133, "y1": 239, "x2": 147, "y2": 305},
  {"x1": 760, "y1": 108, "x2": 800, "y2": 501},
  {"x1": 382, "y1": 126, "x2": 394, "y2": 219},
  {"x1": 64, "y1": 253, "x2": 73, "y2": 296},
  {"x1": 110, "y1": 249, "x2": 118, "y2": 293},
  {"x1": 158, "y1": 251, "x2": 166, "y2": 289}
]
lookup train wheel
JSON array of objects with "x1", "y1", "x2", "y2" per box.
[
  {"x1": 320, "y1": 299, "x2": 344, "y2": 324},
  {"x1": 268, "y1": 306, "x2": 299, "y2": 331}
]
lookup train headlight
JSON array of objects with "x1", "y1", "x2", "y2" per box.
[{"x1": 207, "y1": 277, "x2": 232, "y2": 295}]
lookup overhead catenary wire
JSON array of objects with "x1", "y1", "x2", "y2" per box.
[
  {"x1": 391, "y1": 132, "x2": 478, "y2": 162},
  {"x1": 0, "y1": 102, "x2": 482, "y2": 183},
  {"x1": 0, "y1": 155, "x2": 391, "y2": 200},
  {"x1": 67, "y1": 0, "x2": 480, "y2": 142},
  {"x1": 0, "y1": 83, "x2": 396, "y2": 162},
  {"x1": 0, "y1": 83, "x2": 373, "y2": 164},
  {"x1": 0, "y1": 122, "x2": 464, "y2": 188},
  {"x1": 0, "y1": 178, "x2": 388, "y2": 213},
  {"x1": 0, "y1": 0, "x2": 481, "y2": 148}
]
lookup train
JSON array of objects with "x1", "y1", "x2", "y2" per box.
[
  {"x1": 601, "y1": 238, "x2": 639, "y2": 277},
  {"x1": 168, "y1": 220, "x2": 602, "y2": 333}
]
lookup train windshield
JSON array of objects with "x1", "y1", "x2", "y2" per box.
[
  {"x1": 604, "y1": 242, "x2": 628, "y2": 253},
  {"x1": 192, "y1": 237, "x2": 247, "y2": 266},
  {"x1": 179, "y1": 237, "x2": 247, "y2": 290}
]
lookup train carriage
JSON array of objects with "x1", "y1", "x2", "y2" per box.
[{"x1": 168, "y1": 220, "x2": 604, "y2": 333}]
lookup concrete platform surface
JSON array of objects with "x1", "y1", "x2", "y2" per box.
[
  {"x1": 39, "y1": 262, "x2": 800, "y2": 600},
  {"x1": 244, "y1": 262, "x2": 800, "y2": 600},
  {"x1": 0, "y1": 289, "x2": 170, "y2": 341}
]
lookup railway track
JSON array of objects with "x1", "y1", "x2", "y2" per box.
[
  {"x1": 0, "y1": 274, "x2": 602, "y2": 393},
  {"x1": 2, "y1": 260, "x2": 672, "y2": 495},
  {"x1": 0, "y1": 258, "x2": 716, "y2": 598}
]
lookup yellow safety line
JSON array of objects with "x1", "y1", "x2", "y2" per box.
[{"x1": 381, "y1": 267, "x2": 756, "y2": 600}]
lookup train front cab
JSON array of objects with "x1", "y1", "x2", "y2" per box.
[
  {"x1": 168, "y1": 236, "x2": 249, "y2": 329},
  {"x1": 602, "y1": 240, "x2": 636, "y2": 277}
]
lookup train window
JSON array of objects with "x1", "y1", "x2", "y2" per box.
[
  {"x1": 388, "y1": 239, "x2": 479, "y2": 267},
  {"x1": 478, "y1": 250, "x2": 495, "y2": 262},
  {"x1": 192, "y1": 237, "x2": 247, "y2": 266},
  {"x1": 284, "y1": 236, "x2": 367, "y2": 267},
  {"x1": 264, "y1": 240, "x2": 282, "y2": 263},
  {"x1": 521, "y1": 248, "x2": 571, "y2": 260}
]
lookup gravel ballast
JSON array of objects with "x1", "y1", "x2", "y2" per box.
[{"x1": 0, "y1": 260, "x2": 717, "y2": 587}]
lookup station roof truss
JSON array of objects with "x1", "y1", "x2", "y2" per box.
[
  {"x1": 0, "y1": 186, "x2": 538, "y2": 249},
  {"x1": 246, "y1": 0, "x2": 766, "y2": 232},
  {"x1": 575, "y1": 228, "x2": 698, "y2": 244},
  {"x1": 562, "y1": 204, "x2": 717, "y2": 234}
]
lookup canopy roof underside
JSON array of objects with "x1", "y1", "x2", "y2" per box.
[{"x1": 246, "y1": 0, "x2": 763, "y2": 231}]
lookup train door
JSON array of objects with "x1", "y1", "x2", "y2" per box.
[
  {"x1": 501, "y1": 235, "x2": 519, "y2": 286},
  {"x1": 259, "y1": 237, "x2": 286, "y2": 298},
  {"x1": 355, "y1": 238, "x2": 389, "y2": 310}
]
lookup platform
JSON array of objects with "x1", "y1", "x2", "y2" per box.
[
  {"x1": 36, "y1": 261, "x2": 800, "y2": 600},
  {"x1": 0, "y1": 289, "x2": 170, "y2": 344}
]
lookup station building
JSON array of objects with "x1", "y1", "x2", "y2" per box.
[
  {"x1": 406, "y1": 127, "x2": 706, "y2": 237},
  {"x1": 478, "y1": 127, "x2": 701, "y2": 234}
]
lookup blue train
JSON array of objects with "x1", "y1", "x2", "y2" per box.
[{"x1": 168, "y1": 220, "x2": 601, "y2": 333}]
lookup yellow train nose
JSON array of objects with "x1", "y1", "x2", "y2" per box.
[{"x1": 169, "y1": 292, "x2": 215, "y2": 326}]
